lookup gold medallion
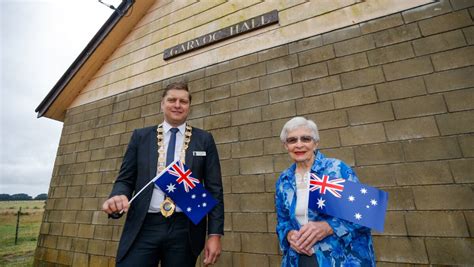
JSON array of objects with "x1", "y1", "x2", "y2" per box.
[
  {"x1": 156, "y1": 123, "x2": 192, "y2": 218},
  {"x1": 160, "y1": 197, "x2": 176, "y2": 217}
]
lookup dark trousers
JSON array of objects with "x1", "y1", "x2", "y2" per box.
[
  {"x1": 117, "y1": 212, "x2": 197, "y2": 267},
  {"x1": 298, "y1": 254, "x2": 318, "y2": 267}
]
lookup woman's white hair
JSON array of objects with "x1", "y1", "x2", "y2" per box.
[{"x1": 280, "y1": 117, "x2": 320, "y2": 143}]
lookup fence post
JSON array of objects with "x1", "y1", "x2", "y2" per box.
[{"x1": 15, "y1": 207, "x2": 21, "y2": 245}]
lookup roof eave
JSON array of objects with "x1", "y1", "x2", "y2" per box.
[{"x1": 35, "y1": 0, "x2": 136, "y2": 121}]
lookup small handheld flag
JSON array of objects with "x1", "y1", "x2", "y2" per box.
[
  {"x1": 308, "y1": 173, "x2": 388, "y2": 232},
  {"x1": 154, "y1": 160, "x2": 217, "y2": 225}
]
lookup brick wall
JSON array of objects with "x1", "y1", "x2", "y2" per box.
[{"x1": 35, "y1": 1, "x2": 473, "y2": 266}]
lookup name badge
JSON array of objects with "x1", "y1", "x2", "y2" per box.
[{"x1": 193, "y1": 151, "x2": 206, "y2": 156}]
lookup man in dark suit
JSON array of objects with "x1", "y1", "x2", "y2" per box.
[{"x1": 102, "y1": 82, "x2": 224, "y2": 267}]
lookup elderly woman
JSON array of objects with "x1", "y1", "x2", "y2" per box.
[{"x1": 275, "y1": 117, "x2": 375, "y2": 267}]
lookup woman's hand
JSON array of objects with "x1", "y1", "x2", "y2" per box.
[
  {"x1": 296, "y1": 221, "x2": 334, "y2": 251},
  {"x1": 287, "y1": 230, "x2": 313, "y2": 256}
]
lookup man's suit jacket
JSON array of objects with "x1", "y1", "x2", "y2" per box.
[{"x1": 110, "y1": 125, "x2": 224, "y2": 262}]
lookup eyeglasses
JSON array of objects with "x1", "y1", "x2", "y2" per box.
[{"x1": 285, "y1": 135, "x2": 314, "y2": 144}]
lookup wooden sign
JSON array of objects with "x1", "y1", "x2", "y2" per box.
[{"x1": 163, "y1": 10, "x2": 279, "y2": 60}]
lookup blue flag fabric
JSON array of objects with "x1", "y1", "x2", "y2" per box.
[
  {"x1": 308, "y1": 173, "x2": 388, "y2": 232},
  {"x1": 154, "y1": 160, "x2": 217, "y2": 225}
]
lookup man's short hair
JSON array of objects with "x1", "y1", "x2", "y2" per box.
[{"x1": 162, "y1": 82, "x2": 192, "y2": 102}]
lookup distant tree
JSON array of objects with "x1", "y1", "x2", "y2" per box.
[
  {"x1": 0, "y1": 194, "x2": 12, "y2": 201},
  {"x1": 10, "y1": 193, "x2": 32, "y2": 200},
  {"x1": 34, "y1": 193, "x2": 48, "y2": 200}
]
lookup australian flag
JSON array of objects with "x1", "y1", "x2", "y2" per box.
[
  {"x1": 154, "y1": 160, "x2": 217, "y2": 225},
  {"x1": 308, "y1": 173, "x2": 388, "y2": 232}
]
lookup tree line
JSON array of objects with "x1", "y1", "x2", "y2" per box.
[{"x1": 0, "y1": 193, "x2": 47, "y2": 201}]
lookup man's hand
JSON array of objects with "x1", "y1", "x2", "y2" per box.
[
  {"x1": 102, "y1": 195, "x2": 129, "y2": 214},
  {"x1": 203, "y1": 235, "x2": 221, "y2": 265},
  {"x1": 296, "y1": 221, "x2": 333, "y2": 251}
]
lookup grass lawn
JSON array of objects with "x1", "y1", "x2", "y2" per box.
[{"x1": 0, "y1": 201, "x2": 45, "y2": 266}]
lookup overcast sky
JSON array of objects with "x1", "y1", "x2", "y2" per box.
[{"x1": 1, "y1": 0, "x2": 120, "y2": 197}]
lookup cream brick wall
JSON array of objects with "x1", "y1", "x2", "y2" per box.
[
  {"x1": 35, "y1": 0, "x2": 474, "y2": 266},
  {"x1": 70, "y1": 0, "x2": 431, "y2": 108}
]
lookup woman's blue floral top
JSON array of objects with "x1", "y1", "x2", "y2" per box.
[{"x1": 275, "y1": 151, "x2": 376, "y2": 267}]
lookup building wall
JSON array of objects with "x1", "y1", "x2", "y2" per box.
[
  {"x1": 69, "y1": 0, "x2": 430, "y2": 108},
  {"x1": 35, "y1": 0, "x2": 474, "y2": 266}
]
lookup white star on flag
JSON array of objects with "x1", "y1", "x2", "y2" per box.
[
  {"x1": 317, "y1": 197, "x2": 326, "y2": 209},
  {"x1": 153, "y1": 160, "x2": 219, "y2": 225},
  {"x1": 307, "y1": 171, "x2": 388, "y2": 232},
  {"x1": 166, "y1": 183, "x2": 176, "y2": 193}
]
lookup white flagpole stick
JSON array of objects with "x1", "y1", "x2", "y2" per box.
[{"x1": 118, "y1": 160, "x2": 178, "y2": 214}]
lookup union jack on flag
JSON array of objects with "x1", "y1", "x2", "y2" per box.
[
  {"x1": 154, "y1": 160, "x2": 217, "y2": 224},
  {"x1": 168, "y1": 161, "x2": 200, "y2": 192},
  {"x1": 308, "y1": 173, "x2": 388, "y2": 232},
  {"x1": 309, "y1": 173, "x2": 345, "y2": 198}
]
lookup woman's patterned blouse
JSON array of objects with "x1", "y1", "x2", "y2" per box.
[{"x1": 275, "y1": 151, "x2": 376, "y2": 267}]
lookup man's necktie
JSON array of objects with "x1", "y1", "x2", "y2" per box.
[{"x1": 166, "y1": 128, "x2": 179, "y2": 166}]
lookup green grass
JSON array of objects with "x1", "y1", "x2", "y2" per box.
[{"x1": 0, "y1": 201, "x2": 45, "y2": 266}]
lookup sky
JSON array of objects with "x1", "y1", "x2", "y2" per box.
[{"x1": 1, "y1": 0, "x2": 120, "y2": 197}]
